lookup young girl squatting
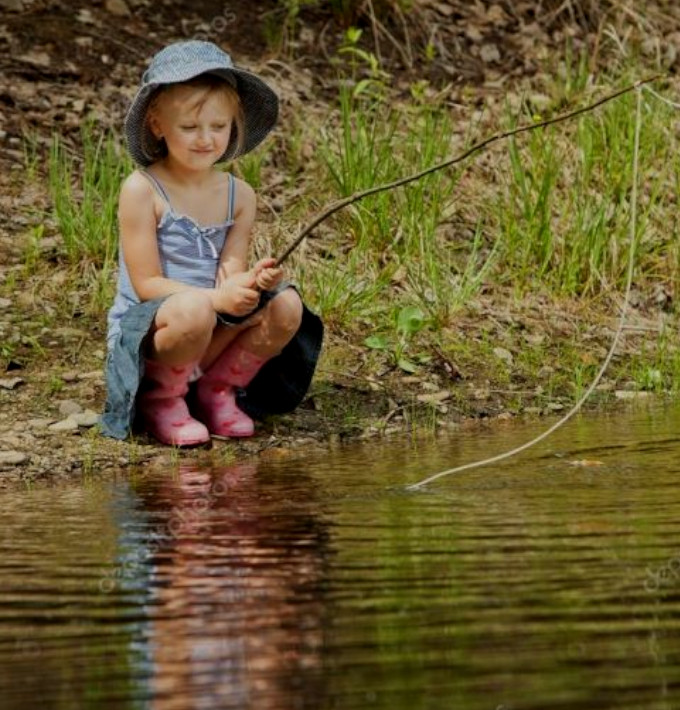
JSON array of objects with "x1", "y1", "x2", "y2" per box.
[{"x1": 101, "y1": 41, "x2": 322, "y2": 445}]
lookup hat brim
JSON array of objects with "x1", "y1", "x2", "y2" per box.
[{"x1": 124, "y1": 66, "x2": 278, "y2": 167}]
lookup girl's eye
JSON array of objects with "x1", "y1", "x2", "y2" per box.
[
  {"x1": 212, "y1": 124, "x2": 228, "y2": 130},
  {"x1": 180, "y1": 125, "x2": 197, "y2": 130}
]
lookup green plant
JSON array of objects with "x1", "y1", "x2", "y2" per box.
[
  {"x1": 47, "y1": 375, "x2": 64, "y2": 396},
  {"x1": 48, "y1": 120, "x2": 130, "y2": 270},
  {"x1": 364, "y1": 304, "x2": 427, "y2": 372},
  {"x1": 22, "y1": 224, "x2": 45, "y2": 275}
]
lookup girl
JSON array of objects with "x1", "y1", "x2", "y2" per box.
[{"x1": 101, "y1": 41, "x2": 322, "y2": 446}]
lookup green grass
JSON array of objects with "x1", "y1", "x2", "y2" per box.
[
  {"x1": 17, "y1": 50, "x2": 680, "y2": 401},
  {"x1": 49, "y1": 121, "x2": 131, "y2": 270},
  {"x1": 492, "y1": 86, "x2": 676, "y2": 296}
]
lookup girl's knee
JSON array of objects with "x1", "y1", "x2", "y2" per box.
[
  {"x1": 160, "y1": 292, "x2": 216, "y2": 339},
  {"x1": 267, "y1": 289, "x2": 303, "y2": 336}
]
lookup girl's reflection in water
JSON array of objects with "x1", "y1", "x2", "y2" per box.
[{"x1": 138, "y1": 460, "x2": 330, "y2": 709}]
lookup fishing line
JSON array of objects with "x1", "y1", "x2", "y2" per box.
[
  {"x1": 273, "y1": 77, "x2": 667, "y2": 490},
  {"x1": 406, "y1": 86, "x2": 645, "y2": 491}
]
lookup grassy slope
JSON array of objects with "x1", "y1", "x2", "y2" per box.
[{"x1": 2, "y1": 3, "x2": 680, "y2": 470}]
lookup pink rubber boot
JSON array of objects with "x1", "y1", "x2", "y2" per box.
[
  {"x1": 194, "y1": 344, "x2": 268, "y2": 438},
  {"x1": 137, "y1": 359, "x2": 210, "y2": 446}
]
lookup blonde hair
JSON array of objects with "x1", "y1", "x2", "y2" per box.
[{"x1": 144, "y1": 74, "x2": 245, "y2": 160}]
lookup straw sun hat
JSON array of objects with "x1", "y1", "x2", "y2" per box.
[{"x1": 124, "y1": 40, "x2": 279, "y2": 167}]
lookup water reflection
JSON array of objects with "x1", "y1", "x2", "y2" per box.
[
  {"x1": 133, "y1": 462, "x2": 329, "y2": 710},
  {"x1": 2, "y1": 404, "x2": 680, "y2": 708}
]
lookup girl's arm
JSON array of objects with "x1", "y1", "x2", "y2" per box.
[
  {"x1": 215, "y1": 178, "x2": 283, "y2": 292},
  {"x1": 215, "y1": 177, "x2": 257, "y2": 285},
  {"x1": 119, "y1": 172, "x2": 258, "y2": 315}
]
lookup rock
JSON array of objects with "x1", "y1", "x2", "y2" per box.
[
  {"x1": 1, "y1": 435, "x2": 23, "y2": 448},
  {"x1": 0, "y1": 451, "x2": 27, "y2": 465},
  {"x1": 524, "y1": 333, "x2": 546, "y2": 346},
  {"x1": 480, "y1": 43, "x2": 501, "y2": 63},
  {"x1": 48, "y1": 418, "x2": 79, "y2": 433},
  {"x1": 76, "y1": 8, "x2": 96, "y2": 23},
  {"x1": 0, "y1": 377, "x2": 24, "y2": 390},
  {"x1": 546, "y1": 402, "x2": 565, "y2": 411},
  {"x1": 70, "y1": 410, "x2": 100, "y2": 428},
  {"x1": 18, "y1": 51, "x2": 51, "y2": 68},
  {"x1": 0, "y1": 0, "x2": 26, "y2": 11},
  {"x1": 80, "y1": 371, "x2": 104, "y2": 382},
  {"x1": 58, "y1": 400, "x2": 83, "y2": 416},
  {"x1": 27, "y1": 418, "x2": 55, "y2": 430},
  {"x1": 105, "y1": 0, "x2": 131, "y2": 16},
  {"x1": 417, "y1": 390, "x2": 451, "y2": 404},
  {"x1": 493, "y1": 347, "x2": 514, "y2": 366},
  {"x1": 0, "y1": 298, "x2": 10, "y2": 309},
  {"x1": 61, "y1": 371, "x2": 79, "y2": 383},
  {"x1": 615, "y1": 390, "x2": 651, "y2": 400}
]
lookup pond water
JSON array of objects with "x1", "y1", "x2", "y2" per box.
[{"x1": 1, "y1": 403, "x2": 680, "y2": 709}]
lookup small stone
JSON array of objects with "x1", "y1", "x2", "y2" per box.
[
  {"x1": 61, "y1": 371, "x2": 79, "y2": 383},
  {"x1": 77, "y1": 8, "x2": 95, "y2": 23},
  {"x1": 615, "y1": 390, "x2": 651, "y2": 400},
  {"x1": 58, "y1": 400, "x2": 83, "y2": 416},
  {"x1": 27, "y1": 418, "x2": 55, "y2": 430},
  {"x1": 524, "y1": 333, "x2": 546, "y2": 346},
  {"x1": 70, "y1": 410, "x2": 100, "y2": 428},
  {"x1": 417, "y1": 390, "x2": 451, "y2": 404},
  {"x1": 524, "y1": 407, "x2": 542, "y2": 414},
  {"x1": 0, "y1": 451, "x2": 27, "y2": 465},
  {"x1": 0, "y1": 377, "x2": 23, "y2": 390},
  {"x1": 1, "y1": 435, "x2": 23, "y2": 448},
  {"x1": 105, "y1": 0, "x2": 130, "y2": 16},
  {"x1": 80, "y1": 371, "x2": 104, "y2": 382},
  {"x1": 434, "y1": 1, "x2": 455, "y2": 16},
  {"x1": 493, "y1": 347, "x2": 514, "y2": 366},
  {"x1": 0, "y1": 0, "x2": 26, "y2": 11},
  {"x1": 48, "y1": 418, "x2": 79, "y2": 433},
  {"x1": 18, "y1": 51, "x2": 50, "y2": 68},
  {"x1": 546, "y1": 402, "x2": 565, "y2": 411},
  {"x1": 480, "y1": 43, "x2": 501, "y2": 63},
  {"x1": 0, "y1": 298, "x2": 10, "y2": 309}
]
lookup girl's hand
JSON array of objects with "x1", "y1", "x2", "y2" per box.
[
  {"x1": 213, "y1": 271, "x2": 259, "y2": 316},
  {"x1": 253, "y1": 257, "x2": 283, "y2": 291}
]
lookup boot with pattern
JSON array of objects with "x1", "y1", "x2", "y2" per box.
[
  {"x1": 194, "y1": 345, "x2": 268, "y2": 438},
  {"x1": 138, "y1": 359, "x2": 210, "y2": 446}
]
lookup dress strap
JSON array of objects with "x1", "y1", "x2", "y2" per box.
[
  {"x1": 140, "y1": 169, "x2": 173, "y2": 207},
  {"x1": 227, "y1": 173, "x2": 236, "y2": 223}
]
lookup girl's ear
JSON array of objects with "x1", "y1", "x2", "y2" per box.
[{"x1": 147, "y1": 112, "x2": 163, "y2": 139}]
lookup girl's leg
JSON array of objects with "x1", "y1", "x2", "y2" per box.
[
  {"x1": 201, "y1": 288, "x2": 303, "y2": 369},
  {"x1": 150, "y1": 291, "x2": 217, "y2": 364},
  {"x1": 139, "y1": 292, "x2": 217, "y2": 446},
  {"x1": 195, "y1": 289, "x2": 303, "y2": 437}
]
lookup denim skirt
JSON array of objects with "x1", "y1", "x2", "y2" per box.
[{"x1": 100, "y1": 287, "x2": 323, "y2": 440}]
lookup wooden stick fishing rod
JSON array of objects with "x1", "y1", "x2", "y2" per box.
[{"x1": 275, "y1": 74, "x2": 662, "y2": 267}]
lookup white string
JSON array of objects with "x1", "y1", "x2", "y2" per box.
[
  {"x1": 406, "y1": 87, "x2": 645, "y2": 491},
  {"x1": 643, "y1": 83, "x2": 680, "y2": 109}
]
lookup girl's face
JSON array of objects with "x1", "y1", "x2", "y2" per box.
[{"x1": 148, "y1": 85, "x2": 235, "y2": 170}]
